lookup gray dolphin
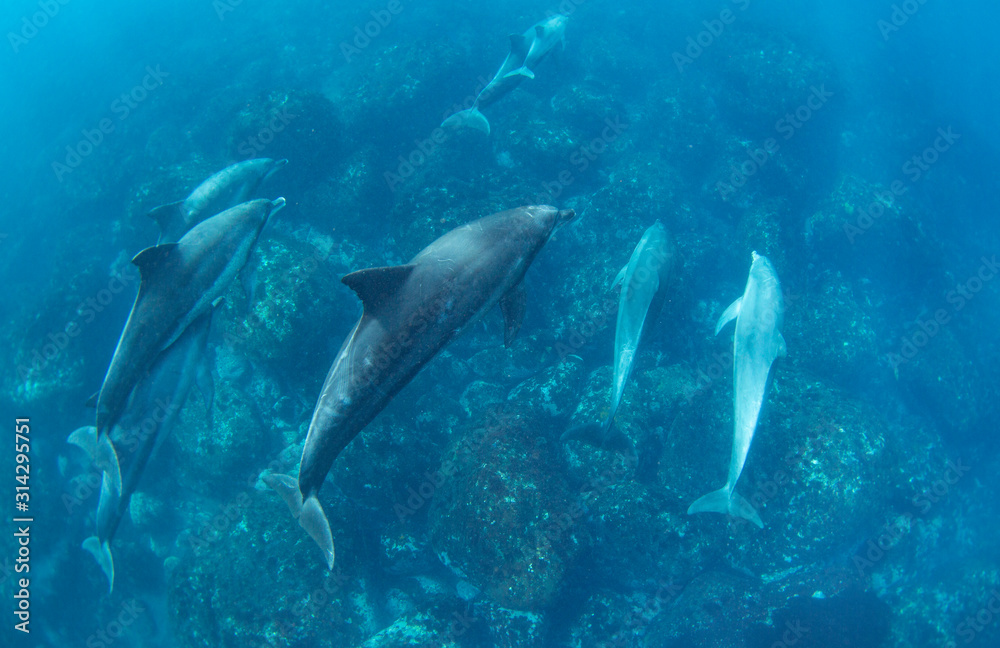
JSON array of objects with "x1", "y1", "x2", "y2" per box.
[
  {"x1": 688, "y1": 252, "x2": 786, "y2": 528},
  {"x1": 441, "y1": 14, "x2": 568, "y2": 135},
  {"x1": 69, "y1": 304, "x2": 215, "y2": 593},
  {"x1": 96, "y1": 198, "x2": 284, "y2": 442},
  {"x1": 148, "y1": 158, "x2": 287, "y2": 244},
  {"x1": 562, "y1": 221, "x2": 676, "y2": 453},
  {"x1": 265, "y1": 205, "x2": 576, "y2": 568}
]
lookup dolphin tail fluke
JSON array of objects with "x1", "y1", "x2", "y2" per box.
[
  {"x1": 147, "y1": 201, "x2": 184, "y2": 244},
  {"x1": 263, "y1": 473, "x2": 335, "y2": 569},
  {"x1": 441, "y1": 107, "x2": 491, "y2": 135},
  {"x1": 95, "y1": 434, "x2": 123, "y2": 497},
  {"x1": 687, "y1": 487, "x2": 763, "y2": 528},
  {"x1": 300, "y1": 496, "x2": 336, "y2": 570},
  {"x1": 82, "y1": 536, "x2": 114, "y2": 594},
  {"x1": 503, "y1": 66, "x2": 536, "y2": 80},
  {"x1": 67, "y1": 425, "x2": 99, "y2": 459}
]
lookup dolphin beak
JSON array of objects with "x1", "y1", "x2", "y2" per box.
[{"x1": 557, "y1": 209, "x2": 576, "y2": 225}]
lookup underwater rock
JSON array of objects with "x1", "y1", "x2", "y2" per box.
[
  {"x1": 893, "y1": 319, "x2": 998, "y2": 444},
  {"x1": 644, "y1": 571, "x2": 890, "y2": 648},
  {"x1": 482, "y1": 602, "x2": 546, "y2": 648},
  {"x1": 506, "y1": 357, "x2": 586, "y2": 419},
  {"x1": 782, "y1": 269, "x2": 880, "y2": 389},
  {"x1": 169, "y1": 492, "x2": 369, "y2": 648},
  {"x1": 228, "y1": 89, "x2": 342, "y2": 192},
  {"x1": 428, "y1": 406, "x2": 588, "y2": 611}
]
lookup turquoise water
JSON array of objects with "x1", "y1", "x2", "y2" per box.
[{"x1": 1, "y1": 1, "x2": 998, "y2": 646}]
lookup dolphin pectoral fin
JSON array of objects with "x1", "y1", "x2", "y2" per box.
[
  {"x1": 714, "y1": 297, "x2": 742, "y2": 335},
  {"x1": 85, "y1": 391, "x2": 99, "y2": 409},
  {"x1": 611, "y1": 265, "x2": 627, "y2": 290},
  {"x1": 147, "y1": 201, "x2": 184, "y2": 244},
  {"x1": 196, "y1": 359, "x2": 215, "y2": 424},
  {"x1": 502, "y1": 66, "x2": 536, "y2": 80},
  {"x1": 239, "y1": 260, "x2": 258, "y2": 306},
  {"x1": 441, "y1": 107, "x2": 491, "y2": 135},
  {"x1": 82, "y1": 536, "x2": 114, "y2": 594},
  {"x1": 67, "y1": 426, "x2": 99, "y2": 461},
  {"x1": 776, "y1": 332, "x2": 787, "y2": 357},
  {"x1": 499, "y1": 282, "x2": 527, "y2": 347},
  {"x1": 95, "y1": 434, "x2": 122, "y2": 497},
  {"x1": 342, "y1": 265, "x2": 417, "y2": 317},
  {"x1": 301, "y1": 496, "x2": 336, "y2": 569}
]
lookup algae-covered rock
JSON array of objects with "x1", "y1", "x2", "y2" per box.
[
  {"x1": 169, "y1": 492, "x2": 369, "y2": 648},
  {"x1": 428, "y1": 406, "x2": 587, "y2": 611}
]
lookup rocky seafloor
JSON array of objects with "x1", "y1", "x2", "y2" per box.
[{"x1": 3, "y1": 5, "x2": 998, "y2": 648}]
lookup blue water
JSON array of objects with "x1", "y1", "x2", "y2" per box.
[{"x1": 2, "y1": 1, "x2": 999, "y2": 646}]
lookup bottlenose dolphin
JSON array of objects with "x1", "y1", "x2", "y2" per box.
[
  {"x1": 265, "y1": 205, "x2": 576, "y2": 568},
  {"x1": 95, "y1": 198, "x2": 283, "y2": 442},
  {"x1": 562, "y1": 221, "x2": 676, "y2": 453},
  {"x1": 441, "y1": 14, "x2": 568, "y2": 135},
  {"x1": 148, "y1": 158, "x2": 287, "y2": 243},
  {"x1": 69, "y1": 305, "x2": 215, "y2": 593},
  {"x1": 688, "y1": 252, "x2": 785, "y2": 528}
]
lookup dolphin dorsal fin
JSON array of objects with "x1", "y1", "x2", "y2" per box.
[
  {"x1": 342, "y1": 265, "x2": 416, "y2": 316},
  {"x1": 499, "y1": 281, "x2": 527, "y2": 347},
  {"x1": 131, "y1": 244, "x2": 179, "y2": 282},
  {"x1": 715, "y1": 297, "x2": 742, "y2": 335},
  {"x1": 508, "y1": 33, "x2": 529, "y2": 58},
  {"x1": 535, "y1": 24, "x2": 546, "y2": 38},
  {"x1": 147, "y1": 201, "x2": 185, "y2": 244}
]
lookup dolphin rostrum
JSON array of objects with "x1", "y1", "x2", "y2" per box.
[
  {"x1": 95, "y1": 198, "x2": 283, "y2": 443},
  {"x1": 148, "y1": 158, "x2": 287, "y2": 243},
  {"x1": 69, "y1": 304, "x2": 215, "y2": 593},
  {"x1": 688, "y1": 252, "x2": 786, "y2": 528},
  {"x1": 441, "y1": 14, "x2": 567, "y2": 135},
  {"x1": 265, "y1": 205, "x2": 576, "y2": 568},
  {"x1": 562, "y1": 221, "x2": 676, "y2": 453}
]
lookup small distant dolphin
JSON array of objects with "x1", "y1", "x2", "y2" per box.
[
  {"x1": 265, "y1": 205, "x2": 576, "y2": 568},
  {"x1": 441, "y1": 14, "x2": 568, "y2": 135},
  {"x1": 688, "y1": 252, "x2": 786, "y2": 528},
  {"x1": 148, "y1": 158, "x2": 287, "y2": 243},
  {"x1": 95, "y1": 198, "x2": 284, "y2": 443},
  {"x1": 562, "y1": 221, "x2": 676, "y2": 453},
  {"x1": 70, "y1": 305, "x2": 215, "y2": 593}
]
